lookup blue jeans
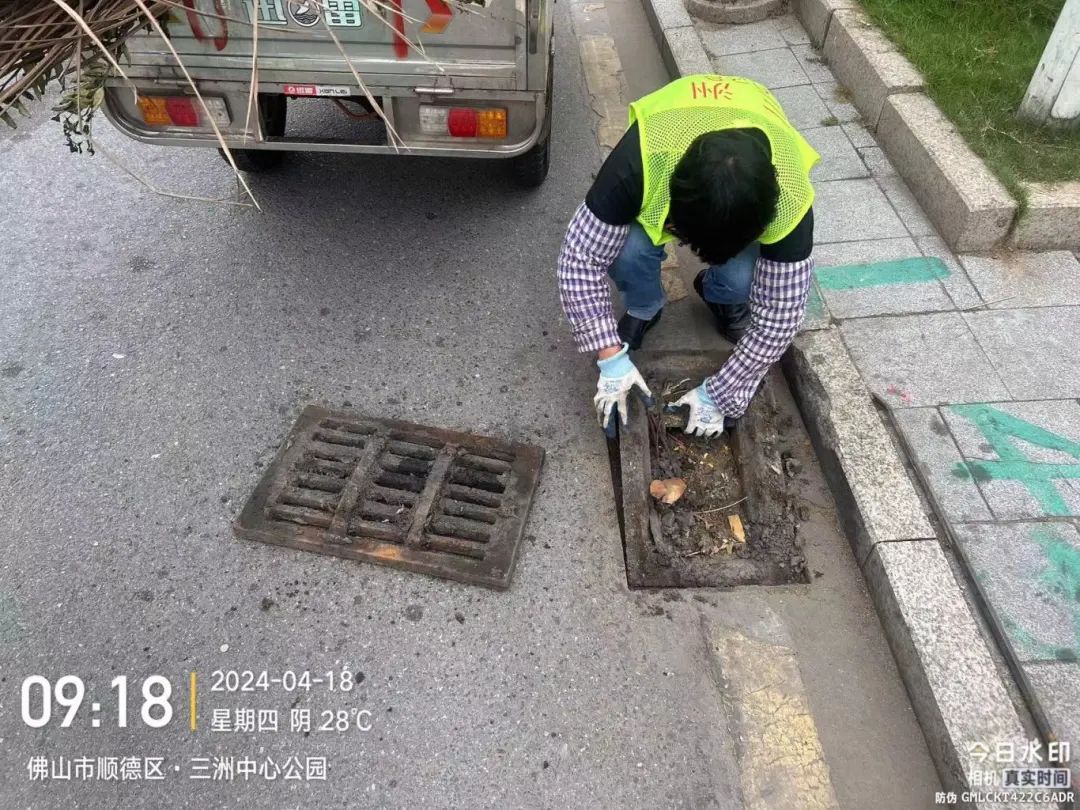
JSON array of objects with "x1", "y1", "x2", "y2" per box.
[{"x1": 609, "y1": 223, "x2": 760, "y2": 319}]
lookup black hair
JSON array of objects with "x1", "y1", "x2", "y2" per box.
[{"x1": 666, "y1": 130, "x2": 780, "y2": 265}]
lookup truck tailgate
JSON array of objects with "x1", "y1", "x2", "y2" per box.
[{"x1": 124, "y1": 0, "x2": 525, "y2": 90}]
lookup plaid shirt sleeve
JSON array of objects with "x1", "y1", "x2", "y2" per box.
[
  {"x1": 704, "y1": 255, "x2": 815, "y2": 417},
  {"x1": 557, "y1": 203, "x2": 630, "y2": 353}
]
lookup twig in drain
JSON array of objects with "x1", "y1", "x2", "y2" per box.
[{"x1": 694, "y1": 496, "x2": 747, "y2": 515}]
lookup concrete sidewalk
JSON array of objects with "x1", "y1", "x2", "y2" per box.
[{"x1": 639, "y1": 1, "x2": 1080, "y2": 802}]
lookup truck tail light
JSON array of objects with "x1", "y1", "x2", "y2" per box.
[
  {"x1": 419, "y1": 105, "x2": 507, "y2": 138},
  {"x1": 165, "y1": 96, "x2": 199, "y2": 127},
  {"x1": 136, "y1": 95, "x2": 230, "y2": 128},
  {"x1": 447, "y1": 108, "x2": 477, "y2": 137}
]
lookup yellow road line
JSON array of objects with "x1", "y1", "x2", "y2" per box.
[
  {"x1": 189, "y1": 671, "x2": 197, "y2": 732},
  {"x1": 577, "y1": 31, "x2": 629, "y2": 152},
  {"x1": 708, "y1": 625, "x2": 839, "y2": 809}
]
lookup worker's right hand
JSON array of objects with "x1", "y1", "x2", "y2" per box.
[{"x1": 595, "y1": 345, "x2": 654, "y2": 438}]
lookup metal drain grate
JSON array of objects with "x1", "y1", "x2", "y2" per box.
[{"x1": 235, "y1": 406, "x2": 544, "y2": 589}]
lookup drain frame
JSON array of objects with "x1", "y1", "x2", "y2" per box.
[
  {"x1": 236, "y1": 406, "x2": 544, "y2": 590},
  {"x1": 619, "y1": 350, "x2": 808, "y2": 588}
]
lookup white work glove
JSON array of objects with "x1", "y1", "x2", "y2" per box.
[
  {"x1": 669, "y1": 384, "x2": 727, "y2": 438},
  {"x1": 595, "y1": 345, "x2": 654, "y2": 437}
]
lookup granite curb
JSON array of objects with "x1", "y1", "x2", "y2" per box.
[
  {"x1": 783, "y1": 330, "x2": 1047, "y2": 808},
  {"x1": 640, "y1": 0, "x2": 715, "y2": 78},
  {"x1": 634, "y1": 0, "x2": 1051, "y2": 801},
  {"x1": 792, "y1": 0, "x2": 1077, "y2": 252}
]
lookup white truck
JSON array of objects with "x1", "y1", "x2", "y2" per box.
[{"x1": 104, "y1": 0, "x2": 554, "y2": 186}]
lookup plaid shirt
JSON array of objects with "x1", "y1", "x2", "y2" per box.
[{"x1": 557, "y1": 203, "x2": 814, "y2": 417}]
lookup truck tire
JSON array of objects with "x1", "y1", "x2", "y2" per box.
[
  {"x1": 510, "y1": 135, "x2": 551, "y2": 188},
  {"x1": 219, "y1": 93, "x2": 286, "y2": 173},
  {"x1": 222, "y1": 148, "x2": 285, "y2": 173}
]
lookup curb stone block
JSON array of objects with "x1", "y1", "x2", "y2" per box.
[
  {"x1": 639, "y1": 0, "x2": 712, "y2": 80},
  {"x1": 1024, "y1": 663, "x2": 1080, "y2": 791},
  {"x1": 876, "y1": 94, "x2": 1017, "y2": 252},
  {"x1": 644, "y1": 0, "x2": 694, "y2": 34},
  {"x1": 823, "y1": 9, "x2": 924, "y2": 128},
  {"x1": 864, "y1": 540, "x2": 1048, "y2": 807},
  {"x1": 1013, "y1": 181, "x2": 1080, "y2": 251},
  {"x1": 781, "y1": 328, "x2": 934, "y2": 566},
  {"x1": 791, "y1": 0, "x2": 857, "y2": 48},
  {"x1": 663, "y1": 26, "x2": 714, "y2": 77}
]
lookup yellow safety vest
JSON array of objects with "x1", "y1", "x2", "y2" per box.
[{"x1": 629, "y1": 75, "x2": 820, "y2": 246}]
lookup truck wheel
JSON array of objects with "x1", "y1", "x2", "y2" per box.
[
  {"x1": 510, "y1": 135, "x2": 551, "y2": 188},
  {"x1": 218, "y1": 93, "x2": 286, "y2": 173},
  {"x1": 221, "y1": 147, "x2": 285, "y2": 172}
]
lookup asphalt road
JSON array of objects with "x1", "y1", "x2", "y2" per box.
[{"x1": 0, "y1": 3, "x2": 940, "y2": 808}]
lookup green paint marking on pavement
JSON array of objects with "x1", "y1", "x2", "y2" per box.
[
  {"x1": 815, "y1": 257, "x2": 950, "y2": 291},
  {"x1": 805, "y1": 284, "x2": 826, "y2": 319},
  {"x1": 1002, "y1": 616, "x2": 1059, "y2": 661},
  {"x1": 949, "y1": 404, "x2": 1080, "y2": 517},
  {"x1": 997, "y1": 528, "x2": 1080, "y2": 661},
  {"x1": 1033, "y1": 527, "x2": 1080, "y2": 613}
]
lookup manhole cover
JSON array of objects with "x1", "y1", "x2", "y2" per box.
[
  {"x1": 236, "y1": 406, "x2": 544, "y2": 589},
  {"x1": 618, "y1": 351, "x2": 808, "y2": 588}
]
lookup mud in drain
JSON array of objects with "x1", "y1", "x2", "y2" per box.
[{"x1": 617, "y1": 351, "x2": 809, "y2": 588}]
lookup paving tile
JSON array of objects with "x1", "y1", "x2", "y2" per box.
[
  {"x1": 699, "y1": 19, "x2": 788, "y2": 55},
  {"x1": 804, "y1": 125, "x2": 869, "y2": 181},
  {"x1": 858, "y1": 146, "x2": 895, "y2": 177},
  {"x1": 952, "y1": 522, "x2": 1080, "y2": 662},
  {"x1": 791, "y1": 43, "x2": 833, "y2": 84},
  {"x1": 841, "y1": 312, "x2": 1011, "y2": 406},
  {"x1": 712, "y1": 48, "x2": 811, "y2": 89},
  {"x1": 964, "y1": 307, "x2": 1080, "y2": 400},
  {"x1": 813, "y1": 178, "x2": 910, "y2": 243},
  {"x1": 801, "y1": 279, "x2": 832, "y2": 330},
  {"x1": 1024, "y1": 663, "x2": 1080, "y2": 775},
  {"x1": 814, "y1": 238, "x2": 954, "y2": 318},
  {"x1": 917, "y1": 235, "x2": 982, "y2": 310},
  {"x1": 842, "y1": 120, "x2": 876, "y2": 149},
  {"x1": 814, "y1": 236, "x2": 919, "y2": 266},
  {"x1": 777, "y1": 15, "x2": 811, "y2": 46},
  {"x1": 879, "y1": 176, "x2": 937, "y2": 238},
  {"x1": 770, "y1": 85, "x2": 833, "y2": 129},
  {"x1": 813, "y1": 79, "x2": 862, "y2": 123},
  {"x1": 892, "y1": 407, "x2": 993, "y2": 521},
  {"x1": 958, "y1": 251, "x2": 1080, "y2": 309},
  {"x1": 940, "y1": 400, "x2": 1080, "y2": 519}
]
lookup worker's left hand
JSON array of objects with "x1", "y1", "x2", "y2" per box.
[{"x1": 668, "y1": 384, "x2": 727, "y2": 438}]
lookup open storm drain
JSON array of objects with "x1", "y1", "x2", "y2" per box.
[
  {"x1": 617, "y1": 351, "x2": 809, "y2": 588},
  {"x1": 235, "y1": 407, "x2": 544, "y2": 589}
]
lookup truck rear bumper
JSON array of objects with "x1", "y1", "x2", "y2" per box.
[{"x1": 103, "y1": 81, "x2": 549, "y2": 159}]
